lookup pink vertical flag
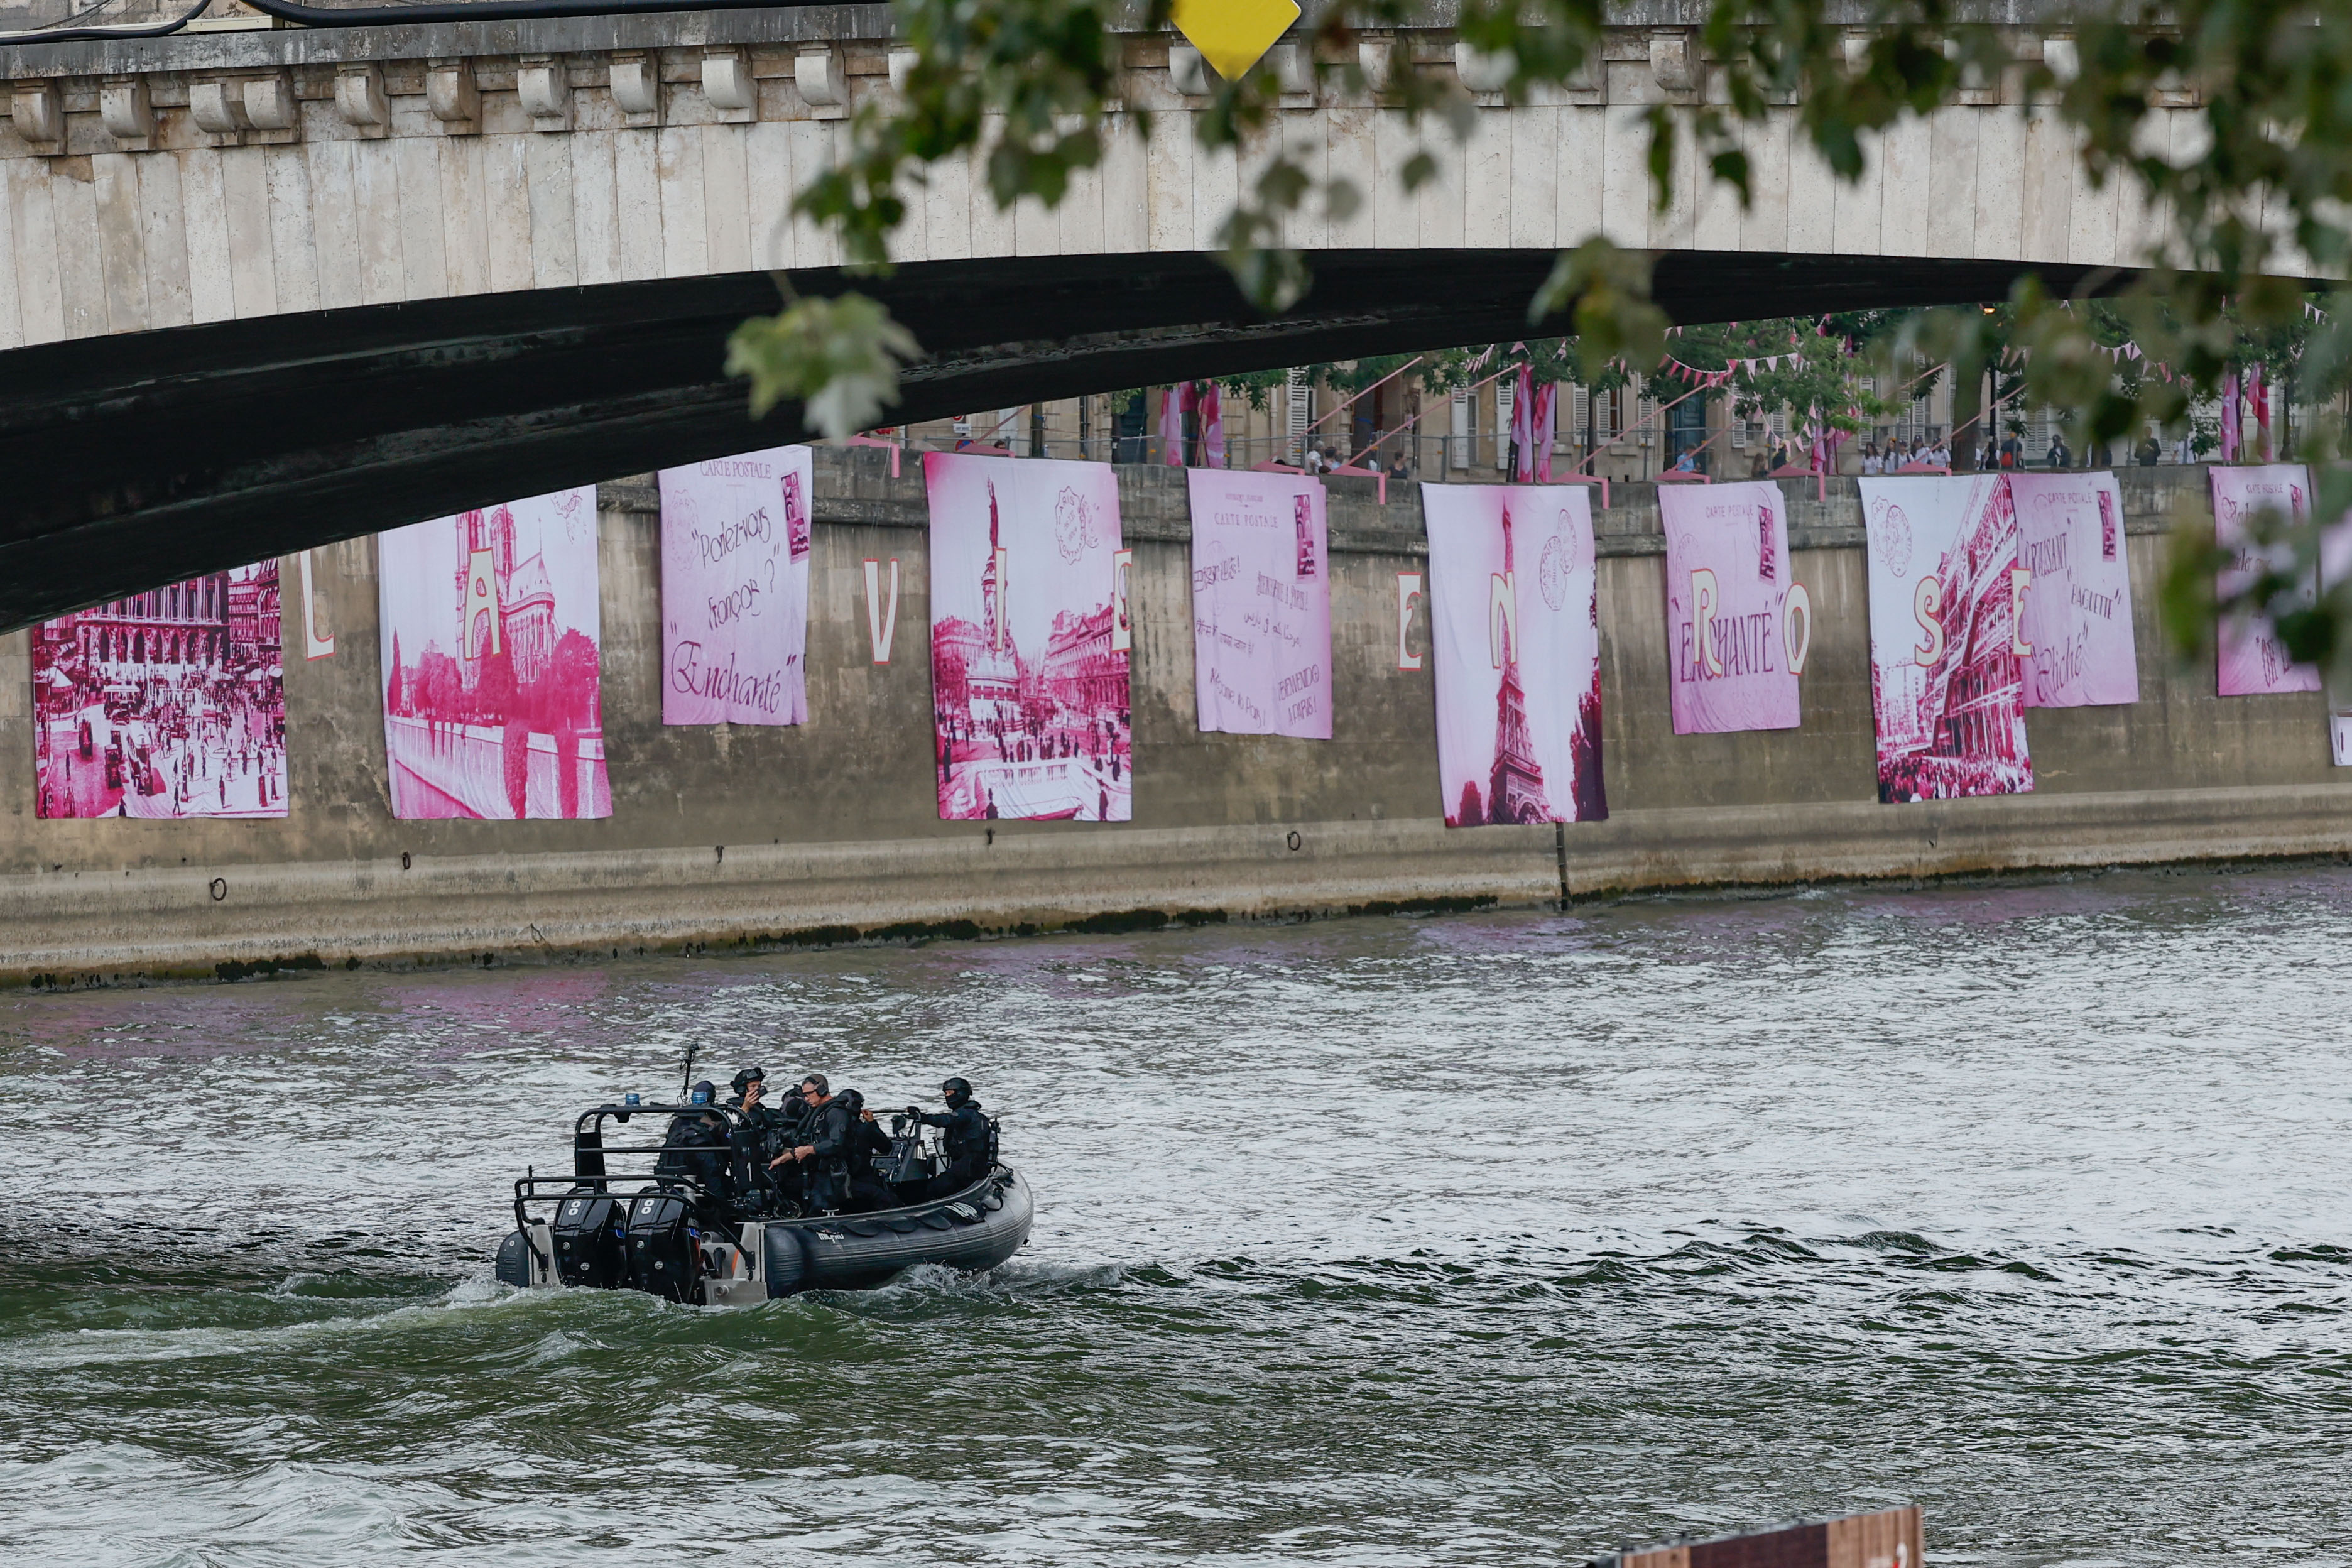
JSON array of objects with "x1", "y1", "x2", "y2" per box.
[
  {"x1": 2220, "y1": 369, "x2": 2241, "y2": 462},
  {"x1": 1159, "y1": 384, "x2": 1191, "y2": 466},
  {"x1": 2248, "y1": 364, "x2": 2272, "y2": 460},
  {"x1": 1199, "y1": 382, "x2": 1226, "y2": 469},
  {"x1": 1532, "y1": 383, "x2": 1558, "y2": 481},
  {"x1": 1509, "y1": 364, "x2": 1536, "y2": 481}
]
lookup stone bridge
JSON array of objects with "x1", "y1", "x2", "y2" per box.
[{"x1": 0, "y1": 2, "x2": 2189, "y2": 626}]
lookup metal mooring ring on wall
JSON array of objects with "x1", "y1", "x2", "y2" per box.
[
  {"x1": 209, "y1": 878, "x2": 227, "y2": 902},
  {"x1": 1287, "y1": 831, "x2": 1302, "y2": 851}
]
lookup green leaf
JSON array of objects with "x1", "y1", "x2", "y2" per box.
[{"x1": 724, "y1": 291, "x2": 922, "y2": 438}]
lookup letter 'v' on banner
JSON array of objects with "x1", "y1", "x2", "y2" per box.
[{"x1": 863, "y1": 558, "x2": 901, "y2": 663}]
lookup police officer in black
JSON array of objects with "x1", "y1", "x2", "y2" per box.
[
  {"x1": 729, "y1": 1066, "x2": 792, "y2": 1212},
  {"x1": 655, "y1": 1079, "x2": 731, "y2": 1207},
  {"x1": 908, "y1": 1077, "x2": 993, "y2": 1199}
]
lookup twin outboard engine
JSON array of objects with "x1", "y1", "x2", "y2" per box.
[
  {"x1": 624, "y1": 1192, "x2": 699, "y2": 1302},
  {"x1": 550, "y1": 1190, "x2": 628, "y2": 1288}
]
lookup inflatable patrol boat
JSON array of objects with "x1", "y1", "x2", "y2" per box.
[{"x1": 494, "y1": 1097, "x2": 1033, "y2": 1304}]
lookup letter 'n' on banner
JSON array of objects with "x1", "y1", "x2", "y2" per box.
[
  {"x1": 299, "y1": 549, "x2": 335, "y2": 660},
  {"x1": 1111, "y1": 548, "x2": 1135, "y2": 654},
  {"x1": 863, "y1": 558, "x2": 900, "y2": 663},
  {"x1": 1396, "y1": 572, "x2": 1425, "y2": 671}
]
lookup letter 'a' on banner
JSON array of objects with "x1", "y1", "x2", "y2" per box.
[
  {"x1": 31, "y1": 563, "x2": 290, "y2": 820},
  {"x1": 2008, "y1": 471, "x2": 2139, "y2": 708},
  {"x1": 2211, "y1": 464, "x2": 2324, "y2": 697},
  {"x1": 1185, "y1": 469, "x2": 1334, "y2": 739},
  {"x1": 377, "y1": 486, "x2": 612, "y2": 821},
  {"x1": 1659, "y1": 481, "x2": 1800, "y2": 734},
  {"x1": 657, "y1": 445, "x2": 814, "y2": 726},
  {"x1": 923, "y1": 452, "x2": 1133, "y2": 823},
  {"x1": 1421, "y1": 482, "x2": 1607, "y2": 826},
  {"x1": 1859, "y1": 475, "x2": 2034, "y2": 803}
]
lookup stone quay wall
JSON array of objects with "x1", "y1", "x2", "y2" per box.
[{"x1": 0, "y1": 455, "x2": 2343, "y2": 983}]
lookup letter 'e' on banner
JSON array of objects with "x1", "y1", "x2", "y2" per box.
[
  {"x1": 1658, "y1": 480, "x2": 1800, "y2": 734},
  {"x1": 1858, "y1": 474, "x2": 2033, "y2": 803},
  {"x1": 658, "y1": 445, "x2": 814, "y2": 726},
  {"x1": 1421, "y1": 481, "x2": 1606, "y2": 827},
  {"x1": 1184, "y1": 469, "x2": 1332, "y2": 738}
]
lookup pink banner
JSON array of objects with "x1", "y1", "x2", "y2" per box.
[
  {"x1": 1186, "y1": 469, "x2": 1332, "y2": 739},
  {"x1": 31, "y1": 563, "x2": 287, "y2": 819},
  {"x1": 377, "y1": 487, "x2": 612, "y2": 820},
  {"x1": 2009, "y1": 472, "x2": 2140, "y2": 707},
  {"x1": 1659, "y1": 481, "x2": 1800, "y2": 733},
  {"x1": 925, "y1": 452, "x2": 1133, "y2": 822},
  {"x1": 1859, "y1": 476, "x2": 2034, "y2": 802},
  {"x1": 658, "y1": 445, "x2": 812, "y2": 726},
  {"x1": 2211, "y1": 464, "x2": 2322, "y2": 695},
  {"x1": 1422, "y1": 483, "x2": 1606, "y2": 825}
]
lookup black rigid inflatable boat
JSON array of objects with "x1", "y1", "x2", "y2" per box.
[{"x1": 494, "y1": 1099, "x2": 1034, "y2": 1305}]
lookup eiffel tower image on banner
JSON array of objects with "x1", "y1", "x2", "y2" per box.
[{"x1": 1489, "y1": 502, "x2": 1553, "y2": 824}]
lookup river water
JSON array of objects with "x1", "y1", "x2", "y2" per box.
[{"x1": 3, "y1": 865, "x2": 2349, "y2": 1567}]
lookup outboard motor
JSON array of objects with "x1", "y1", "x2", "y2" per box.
[
  {"x1": 550, "y1": 1190, "x2": 628, "y2": 1288},
  {"x1": 624, "y1": 1192, "x2": 699, "y2": 1302}
]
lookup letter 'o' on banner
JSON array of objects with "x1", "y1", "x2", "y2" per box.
[
  {"x1": 923, "y1": 452, "x2": 1133, "y2": 823},
  {"x1": 1185, "y1": 469, "x2": 1334, "y2": 739},
  {"x1": 658, "y1": 445, "x2": 814, "y2": 726},
  {"x1": 2008, "y1": 471, "x2": 2138, "y2": 708},
  {"x1": 1658, "y1": 481, "x2": 1801, "y2": 734},
  {"x1": 378, "y1": 487, "x2": 612, "y2": 820},
  {"x1": 1421, "y1": 482, "x2": 1606, "y2": 826},
  {"x1": 1858, "y1": 476, "x2": 2033, "y2": 803},
  {"x1": 2211, "y1": 464, "x2": 2324, "y2": 697},
  {"x1": 31, "y1": 562, "x2": 290, "y2": 820}
]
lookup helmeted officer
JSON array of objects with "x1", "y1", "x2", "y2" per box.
[
  {"x1": 908, "y1": 1077, "x2": 993, "y2": 1199},
  {"x1": 656, "y1": 1079, "x2": 730, "y2": 1202}
]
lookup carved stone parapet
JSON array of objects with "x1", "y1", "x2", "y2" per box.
[
  {"x1": 100, "y1": 75, "x2": 154, "y2": 144},
  {"x1": 428, "y1": 57, "x2": 482, "y2": 133},
  {"x1": 518, "y1": 56, "x2": 570, "y2": 131},
  {"x1": 335, "y1": 63, "x2": 389, "y2": 130}
]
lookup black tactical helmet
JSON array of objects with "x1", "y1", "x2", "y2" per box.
[
  {"x1": 943, "y1": 1077, "x2": 973, "y2": 1108},
  {"x1": 690, "y1": 1079, "x2": 717, "y2": 1106},
  {"x1": 730, "y1": 1065, "x2": 765, "y2": 1096}
]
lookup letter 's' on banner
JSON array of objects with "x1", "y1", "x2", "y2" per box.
[
  {"x1": 376, "y1": 487, "x2": 612, "y2": 820},
  {"x1": 1421, "y1": 482, "x2": 1606, "y2": 827},
  {"x1": 31, "y1": 563, "x2": 288, "y2": 819},
  {"x1": 1859, "y1": 475, "x2": 2033, "y2": 803},
  {"x1": 923, "y1": 452, "x2": 1133, "y2": 823},
  {"x1": 1658, "y1": 481, "x2": 1801, "y2": 734},
  {"x1": 1185, "y1": 469, "x2": 1333, "y2": 739},
  {"x1": 2210, "y1": 464, "x2": 2324, "y2": 697},
  {"x1": 658, "y1": 445, "x2": 813, "y2": 726},
  {"x1": 2008, "y1": 471, "x2": 2139, "y2": 707}
]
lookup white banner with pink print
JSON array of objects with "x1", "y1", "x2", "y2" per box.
[
  {"x1": 1422, "y1": 483, "x2": 1607, "y2": 826},
  {"x1": 1186, "y1": 469, "x2": 1332, "y2": 739},
  {"x1": 376, "y1": 487, "x2": 612, "y2": 820},
  {"x1": 2008, "y1": 472, "x2": 2140, "y2": 707},
  {"x1": 658, "y1": 445, "x2": 812, "y2": 726},
  {"x1": 1859, "y1": 475, "x2": 2034, "y2": 802},
  {"x1": 1658, "y1": 481, "x2": 1802, "y2": 734},
  {"x1": 32, "y1": 562, "x2": 288, "y2": 819},
  {"x1": 925, "y1": 452, "x2": 1133, "y2": 822},
  {"x1": 2210, "y1": 464, "x2": 2323, "y2": 696}
]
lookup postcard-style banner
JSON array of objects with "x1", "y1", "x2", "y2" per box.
[
  {"x1": 2211, "y1": 464, "x2": 2323, "y2": 696},
  {"x1": 1422, "y1": 482, "x2": 1606, "y2": 826},
  {"x1": 925, "y1": 452, "x2": 1133, "y2": 822},
  {"x1": 1859, "y1": 475, "x2": 2034, "y2": 802},
  {"x1": 658, "y1": 445, "x2": 813, "y2": 726},
  {"x1": 32, "y1": 563, "x2": 288, "y2": 819},
  {"x1": 1186, "y1": 469, "x2": 1333, "y2": 739},
  {"x1": 378, "y1": 487, "x2": 612, "y2": 820},
  {"x1": 2008, "y1": 471, "x2": 2139, "y2": 708},
  {"x1": 1658, "y1": 480, "x2": 1801, "y2": 734}
]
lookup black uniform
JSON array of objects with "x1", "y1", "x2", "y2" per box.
[
  {"x1": 655, "y1": 1111, "x2": 729, "y2": 1204},
  {"x1": 805, "y1": 1093, "x2": 898, "y2": 1213},
  {"x1": 916, "y1": 1100, "x2": 993, "y2": 1199}
]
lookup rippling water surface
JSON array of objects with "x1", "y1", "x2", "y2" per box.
[{"x1": 4, "y1": 866, "x2": 2351, "y2": 1567}]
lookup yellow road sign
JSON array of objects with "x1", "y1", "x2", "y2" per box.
[{"x1": 1170, "y1": 0, "x2": 1300, "y2": 83}]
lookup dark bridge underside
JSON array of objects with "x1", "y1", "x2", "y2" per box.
[{"x1": 0, "y1": 248, "x2": 2117, "y2": 631}]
